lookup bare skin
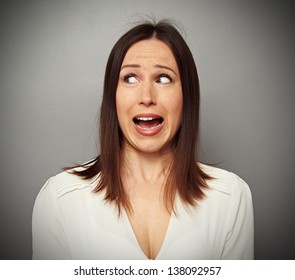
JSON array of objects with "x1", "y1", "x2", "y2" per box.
[{"x1": 122, "y1": 147, "x2": 172, "y2": 259}]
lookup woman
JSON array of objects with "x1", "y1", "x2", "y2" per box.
[{"x1": 32, "y1": 20, "x2": 254, "y2": 260}]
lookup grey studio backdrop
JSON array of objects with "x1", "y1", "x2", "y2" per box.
[{"x1": 0, "y1": 0, "x2": 294, "y2": 260}]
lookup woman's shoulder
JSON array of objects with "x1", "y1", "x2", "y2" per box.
[
  {"x1": 198, "y1": 163, "x2": 252, "y2": 199},
  {"x1": 37, "y1": 168, "x2": 98, "y2": 200}
]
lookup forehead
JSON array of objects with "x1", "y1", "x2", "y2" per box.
[{"x1": 122, "y1": 39, "x2": 177, "y2": 65}]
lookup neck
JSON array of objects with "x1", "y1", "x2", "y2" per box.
[{"x1": 121, "y1": 143, "x2": 173, "y2": 183}]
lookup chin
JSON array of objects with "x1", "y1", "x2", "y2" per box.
[
  {"x1": 124, "y1": 133, "x2": 174, "y2": 155},
  {"x1": 136, "y1": 146, "x2": 162, "y2": 154},
  {"x1": 135, "y1": 142, "x2": 173, "y2": 156}
]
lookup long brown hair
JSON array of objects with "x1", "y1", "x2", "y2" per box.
[{"x1": 67, "y1": 19, "x2": 211, "y2": 215}]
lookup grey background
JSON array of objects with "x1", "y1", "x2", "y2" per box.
[{"x1": 0, "y1": 0, "x2": 294, "y2": 259}]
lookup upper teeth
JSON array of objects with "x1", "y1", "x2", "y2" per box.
[{"x1": 136, "y1": 117, "x2": 156, "y2": 121}]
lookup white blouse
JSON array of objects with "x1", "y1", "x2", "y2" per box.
[{"x1": 32, "y1": 164, "x2": 254, "y2": 260}]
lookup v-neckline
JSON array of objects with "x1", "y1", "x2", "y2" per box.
[{"x1": 122, "y1": 198, "x2": 177, "y2": 260}]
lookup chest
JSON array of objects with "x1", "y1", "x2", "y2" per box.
[
  {"x1": 60, "y1": 190, "x2": 228, "y2": 259},
  {"x1": 125, "y1": 189, "x2": 172, "y2": 259}
]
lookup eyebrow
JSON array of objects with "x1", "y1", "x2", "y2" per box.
[{"x1": 120, "y1": 64, "x2": 177, "y2": 76}]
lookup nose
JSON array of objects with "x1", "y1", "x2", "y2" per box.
[{"x1": 139, "y1": 81, "x2": 156, "y2": 107}]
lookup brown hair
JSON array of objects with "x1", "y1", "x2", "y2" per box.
[{"x1": 67, "y1": 19, "x2": 211, "y2": 214}]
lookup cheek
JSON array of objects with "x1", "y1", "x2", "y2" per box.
[
  {"x1": 170, "y1": 92, "x2": 183, "y2": 117},
  {"x1": 116, "y1": 88, "x2": 134, "y2": 108},
  {"x1": 171, "y1": 94, "x2": 183, "y2": 129},
  {"x1": 172, "y1": 99, "x2": 183, "y2": 112},
  {"x1": 116, "y1": 92, "x2": 126, "y2": 125},
  {"x1": 116, "y1": 91, "x2": 134, "y2": 127},
  {"x1": 116, "y1": 90, "x2": 127, "y2": 112}
]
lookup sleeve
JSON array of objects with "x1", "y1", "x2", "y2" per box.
[
  {"x1": 221, "y1": 175, "x2": 254, "y2": 259},
  {"x1": 32, "y1": 178, "x2": 71, "y2": 259}
]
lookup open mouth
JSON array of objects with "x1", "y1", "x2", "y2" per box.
[{"x1": 133, "y1": 116, "x2": 164, "y2": 131}]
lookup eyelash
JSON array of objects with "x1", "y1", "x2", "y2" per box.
[
  {"x1": 156, "y1": 74, "x2": 172, "y2": 84},
  {"x1": 122, "y1": 74, "x2": 173, "y2": 84},
  {"x1": 123, "y1": 74, "x2": 138, "y2": 84}
]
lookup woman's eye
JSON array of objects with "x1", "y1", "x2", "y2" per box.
[
  {"x1": 157, "y1": 75, "x2": 172, "y2": 84},
  {"x1": 124, "y1": 75, "x2": 139, "y2": 84}
]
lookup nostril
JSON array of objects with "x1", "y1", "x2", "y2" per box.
[{"x1": 140, "y1": 98, "x2": 156, "y2": 106}]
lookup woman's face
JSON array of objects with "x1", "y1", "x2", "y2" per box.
[{"x1": 116, "y1": 39, "x2": 183, "y2": 155}]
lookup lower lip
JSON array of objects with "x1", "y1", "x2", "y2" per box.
[{"x1": 134, "y1": 122, "x2": 164, "y2": 136}]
